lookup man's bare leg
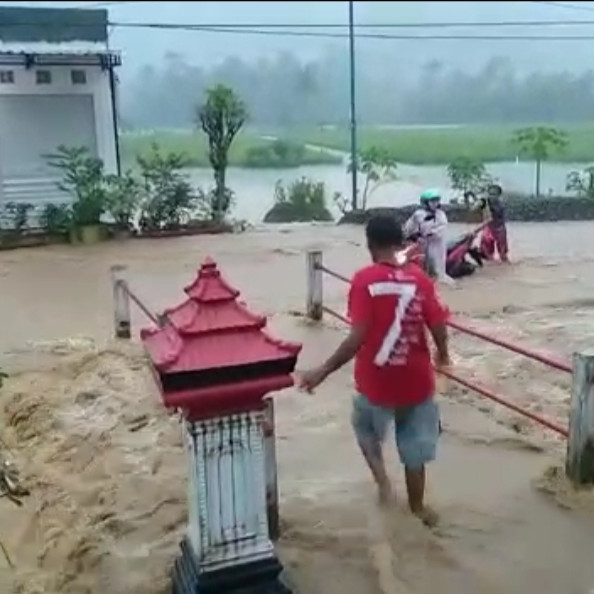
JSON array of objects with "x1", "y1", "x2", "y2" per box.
[
  {"x1": 404, "y1": 465, "x2": 438, "y2": 527},
  {"x1": 358, "y1": 438, "x2": 393, "y2": 505}
]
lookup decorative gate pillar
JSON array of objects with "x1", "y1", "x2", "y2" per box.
[{"x1": 141, "y1": 258, "x2": 301, "y2": 594}]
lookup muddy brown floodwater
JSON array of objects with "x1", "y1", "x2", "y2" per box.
[{"x1": 1, "y1": 221, "x2": 594, "y2": 594}]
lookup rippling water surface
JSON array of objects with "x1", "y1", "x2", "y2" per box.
[{"x1": 1, "y1": 220, "x2": 594, "y2": 594}]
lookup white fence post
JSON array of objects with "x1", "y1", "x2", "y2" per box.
[
  {"x1": 306, "y1": 250, "x2": 323, "y2": 321},
  {"x1": 262, "y1": 398, "x2": 280, "y2": 540},
  {"x1": 111, "y1": 265, "x2": 131, "y2": 339},
  {"x1": 566, "y1": 351, "x2": 594, "y2": 485}
]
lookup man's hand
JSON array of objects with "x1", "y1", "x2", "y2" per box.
[
  {"x1": 299, "y1": 365, "x2": 330, "y2": 393},
  {"x1": 435, "y1": 351, "x2": 452, "y2": 375},
  {"x1": 434, "y1": 355, "x2": 453, "y2": 394}
]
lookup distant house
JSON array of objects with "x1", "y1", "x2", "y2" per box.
[{"x1": 0, "y1": 6, "x2": 121, "y2": 213}]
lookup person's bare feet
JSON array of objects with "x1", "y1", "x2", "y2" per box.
[
  {"x1": 412, "y1": 505, "x2": 439, "y2": 528},
  {"x1": 377, "y1": 479, "x2": 394, "y2": 506}
]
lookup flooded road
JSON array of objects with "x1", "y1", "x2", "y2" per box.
[
  {"x1": 1, "y1": 220, "x2": 594, "y2": 593},
  {"x1": 1, "y1": 221, "x2": 593, "y2": 352}
]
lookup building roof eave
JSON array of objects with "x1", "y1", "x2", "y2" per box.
[{"x1": 0, "y1": 49, "x2": 121, "y2": 68}]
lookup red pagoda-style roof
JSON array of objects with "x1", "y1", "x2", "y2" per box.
[{"x1": 141, "y1": 258, "x2": 302, "y2": 378}]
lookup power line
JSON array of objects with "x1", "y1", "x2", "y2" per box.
[
  {"x1": 105, "y1": 23, "x2": 594, "y2": 41},
  {"x1": 61, "y1": 0, "x2": 594, "y2": 17},
  {"x1": 11, "y1": 17, "x2": 594, "y2": 29},
  {"x1": 74, "y1": 1, "x2": 130, "y2": 8},
  {"x1": 108, "y1": 18, "x2": 594, "y2": 30},
  {"x1": 8, "y1": 14, "x2": 594, "y2": 41},
  {"x1": 531, "y1": 1, "x2": 594, "y2": 13}
]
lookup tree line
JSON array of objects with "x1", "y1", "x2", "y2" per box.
[{"x1": 121, "y1": 52, "x2": 594, "y2": 130}]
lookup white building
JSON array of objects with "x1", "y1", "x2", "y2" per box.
[{"x1": 0, "y1": 6, "x2": 121, "y2": 212}]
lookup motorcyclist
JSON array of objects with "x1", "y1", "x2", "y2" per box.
[{"x1": 404, "y1": 189, "x2": 451, "y2": 283}]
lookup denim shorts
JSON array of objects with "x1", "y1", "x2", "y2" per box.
[{"x1": 351, "y1": 393, "x2": 440, "y2": 470}]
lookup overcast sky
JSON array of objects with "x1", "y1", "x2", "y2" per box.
[{"x1": 3, "y1": 1, "x2": 594, "y2": 74}]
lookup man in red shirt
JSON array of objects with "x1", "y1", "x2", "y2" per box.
[{"x1": 300, "y1": 215, "x2": 450, "y2": 526}]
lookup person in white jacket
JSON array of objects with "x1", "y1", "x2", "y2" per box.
[{"x1": 404, "y1": 189, "x2": 453, "y2": 284}]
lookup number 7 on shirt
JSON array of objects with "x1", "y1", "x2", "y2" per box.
[{"x1": 369, "y1": 281, "x2": 417, "y2": 366}]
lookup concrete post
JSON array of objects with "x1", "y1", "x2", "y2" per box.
[
  {"x1": 566, "y1": 351, "x2": 594, "y2": 485},
  {"x1": 110, "y1": 265, "x2": 131, "y2": 339},
  {"x1": 306, "y1": 250, "x2": 323, "y2": 321}
]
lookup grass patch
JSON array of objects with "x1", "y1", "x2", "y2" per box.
[
  {"x1": 119, "y1": 130, "x2": 341, "y2": 169},
  {"x1": 287, "y1": 123, "x2": 594, "y2": 165}
]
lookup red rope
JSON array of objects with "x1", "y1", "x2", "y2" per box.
[
  {"x1": 318, "y1": 265, "x2": 350, "y2": 285},
  {"x1": 448, "y1": 319, "x2": 571, "y2": 373},
  {"x1": 315, "y1": 263, "x2": 572, "y2": 373},
  {"x1": 123, "y1": 283, "x2": 162, "y2": 327},
  {"x1": 440, "y1": 368, "x2": 568, "y2": 438},
  {"x1": 322, "y1": 305, "x2": 350, "y2": 325}
]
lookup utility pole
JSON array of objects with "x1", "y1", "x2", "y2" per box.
[{"x1": 348, "y1": 0, "x2": 358, "y2": 211}]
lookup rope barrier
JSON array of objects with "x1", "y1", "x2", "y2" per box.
[
  {"x1": 314, "y1": 262, "x2": 572, "y2": 373},
  {"x1": 110, "y1": 265, "x2": 163, "y2": 339},
  {"x1": 447, "y1": 318, "x2": 572, "y2": 374},
  {"x1": 123, "y1": 282, "x2": 162, "y2": 327},
  {"x1": 322, "y1": 305, "x2": 350, "y2": 325},
  {"x1": 309, "y1": 258, "x2": 571, "y2": 439},
  {"x1": 318, "y1": 264, "x2": 350, "y2": 285},
  {"x1": 439, "y1": 369, "x2": 569, "y2": 437}
]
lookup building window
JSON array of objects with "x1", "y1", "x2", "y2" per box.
[
  {"x1": 71, "y1": 69, "x2": 87, "y2": 85},
  {"x1": 36, "y1": 70, "x2": 51, "y2": 85},
  {"x1": 0, "y1": 70, "x2": 14, "y2": 84}
]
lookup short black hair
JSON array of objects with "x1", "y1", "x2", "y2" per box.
[
  {"x1": 488, "y1": 184, "x2": 502, "y2": 196},
  {"x1": 365, "y1": 215, "x2": 403, "y2": 249}
]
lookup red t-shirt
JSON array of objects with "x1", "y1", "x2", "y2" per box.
[{"x1": 348, "y1": 261, "x2": 449, "y2": 407}]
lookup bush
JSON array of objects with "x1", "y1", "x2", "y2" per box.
[
  {"x1": 499, "y1": 193, "x2": 594, "y2": 221},
  {"x1": 39, "y1": 203, "x2": 72, "y2": 236},
  {"x1": 138, "y1": 143, "x2": 198, "y2": 231},
  {"x1": 46, "y1": 146, "x2": 107, "y2": 227},
  {"x1": 263, "y1": 178, "x2": 334, "y2": 223},
  {"x1": 3, "y1": 202, "x2": 34, "y2": 233},
  {"x1": 338, "y1": 193, "x2": 594, "y2": 225},
  {"x1": 105, "y1": 171, "x2": 142, "y2": 231},
  {"x1": 242, "y1": 139, "x2": 340, "y2": 169},
  {"x1": 446, "y1": 157, "x2": 493, "y2": 205},
  {"x1": 243, "y1": 140, "x2": 306, "y2": 168},
  {"x1": 39, "y1": 142, "x2": 236, "y2": 239},
  {"x1": 566, "y1": 166, "x2": 594, "y2": 199}
]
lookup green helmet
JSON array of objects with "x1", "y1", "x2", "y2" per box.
[{"x1": 420, "y1": 188, "x2": 441, "y2": 202}]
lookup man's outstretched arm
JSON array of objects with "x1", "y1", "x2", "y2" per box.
[
  {"x1": 300, "y1": 276, "x2": 371, "y2": 391},
  {"x1": 318, "y1": 323, "x2": 367, "y2": 377}
]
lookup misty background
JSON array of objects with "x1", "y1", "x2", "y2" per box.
[{"x1": 5, "y1": 0, "x2": 594, "y2": 131}]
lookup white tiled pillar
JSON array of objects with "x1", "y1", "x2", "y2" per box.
[{"x1": 184, "y1": 411, "x2": 274, "y2": 573}]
